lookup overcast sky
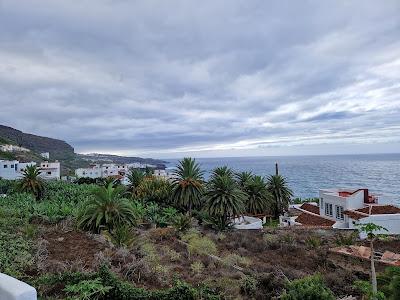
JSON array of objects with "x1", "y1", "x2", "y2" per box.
[{"x1": 0, "y1": 1, "x2": 399, "y2": 158}]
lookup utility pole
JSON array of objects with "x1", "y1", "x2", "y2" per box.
[{"x1": 275, "y1": 162, "x2": 279, "y2": 176}]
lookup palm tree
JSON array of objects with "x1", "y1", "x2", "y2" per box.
[
  {"x1": 235, "y1": 171, "x2": 253, "y2": 189},
  {"x1": 267, "y1": 174, "x2": 293, "y2": 218},
  {"x1": 18, "y1": 165, "x2": 45, "y2": 200},
  {"x1": 244, "y1": 175, "x2": 271, "y2": 215},
  {"x1": 205, "y1": 172, "x2": 246, "y2": 226},
  {"x1": 211, "y1": 166, "x2": 234, "y2": 178},
  {"x1": 77, "y1": 182, "x2": 137, "y2": 232},
  {"x1": 172, "y1": 157, "x2": 204, "y2": 214},
  {"x1": 127, "y1": 168, "x2": 145, "y2": 196}
]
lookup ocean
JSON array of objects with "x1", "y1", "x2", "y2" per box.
[{"x1": 164, "y1": 153, "x2": 400, "y2": 205}]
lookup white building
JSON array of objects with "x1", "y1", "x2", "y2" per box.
[
  {"x1": 38, "y1": 161, "x2": 60, "y2": 180},
  {"x1": 101, "y1": 164, "x2": 128, "y2": 177},
  {"x1": 0, "y1": 145, "x2": 30, "y2": 152},
  {"x1": 286, "y1": 188, "x2": 400, "y2": 236},
  {"x1": 0, "y1": 160, "x2": 36, "y2": 180},
  {"x1": 75, "y1": 164, "x2": 102, "y2": 179},
  {"x1": 40, "y1": 152, "x2": 50, "y2": 159}
]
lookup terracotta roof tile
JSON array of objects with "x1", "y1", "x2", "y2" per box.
[
  {"x1": 295, "y1": 212, "x2": 335, "y2": 227},
  {"x1": 343, "y1": 210, "x2": 368, "y2": 220},
  {"x1": 356, "y1": 205, "x2": 400, "y2": 215},
  {"x1": 300, "y1": 203, "x2": 320, "y2": 215}
]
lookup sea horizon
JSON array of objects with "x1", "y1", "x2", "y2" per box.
[{"x1": 164, "y1": 153, "x2": 400, "y2": 205}]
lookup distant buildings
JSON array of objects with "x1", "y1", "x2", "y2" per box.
[
  {"x1": 0, "y1": 160, "x2": 60, "y2": 180},
  {"x1": 75, "y1": 163, "x2": 172, "y2": 183},
  {"x1": 282, "y1": 188, "x2": 400, "y2": 236},
  {"x1": 0, "y1": 144, "x2": 30, "y2": 152}
]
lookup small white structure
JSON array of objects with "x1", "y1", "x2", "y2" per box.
[
  {"x1": 0, "y1": 273, "x2": 37, "y2": 300},
  {"x1": 101, "y1": 164, "x2": 128, "y2": 177},
  {"x1": 39, "y1": 161, "x2": 60, "y2": 180},
  {"x1": 233, "y1": 216, "x2": 263, "y2": 230},
  {"x1": 40, "y1": 152, "x2": 50, "y2": 159}
]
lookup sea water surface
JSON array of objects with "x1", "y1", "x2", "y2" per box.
[{"x1": 165, "y1": 154, "x2": 400, "y2": 205}]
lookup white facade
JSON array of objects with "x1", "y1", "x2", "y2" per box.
[
  {"x1": 75, "y1": 165, "x2": 102, "y2": 178},
  {"x1": 319, "y1": 189, "x2": 375, "y2": 226},
  {"x1": 101, "y1": 164, "x2": 127, "y2": 177},
  {"x1": 40, "y1": 152, "x2": 50, "y2": 159},
  {"x1": 0, "y1": 273, "x2": 37, "y2": 300},
  {"x1": 39, "y1": 161, "x2": 60, "y2": 180},
  {"x1": 0, "y1": 160, "x2": 36, "y2": 180}
]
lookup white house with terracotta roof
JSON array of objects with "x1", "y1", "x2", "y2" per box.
[{"x1": 286, "y1": 188, "x2": 400, "y2": 236}]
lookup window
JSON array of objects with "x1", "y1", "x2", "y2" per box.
[
  {"x1": 336, "y1": 205, "x2": 344, "y2": 220},
  {"x1": 10, "y1": 164, "x2": 14, "y2": 168},
  {"x1": 3, "y1": 165, "x2": 7, "y2": 168},
  {"x1": 325, "y1": 203, "x2": 333, "y2": 217},
  {"x1": 47, "y1": 172, "x2": 51, "y2": 175}
]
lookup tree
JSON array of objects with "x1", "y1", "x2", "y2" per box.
[
  {"x1": 172, "y1": 158, "x2": 204, "y2": 214},
  {"x1": 136, "y1": 176, "x2": 172, "y2": 205},
  {"x1": 211, "y1": 166, "x2": 234, "y2": 178},
  {"x1": 77, "y1": 182, "x2": 137, "y2": 232},
  {"x1": 205, "y1": 171, "x2": 246, "y2": 229},
  {"x1": 357, "y1": 222, "x2": 388, "y2": 299},
  {"x1": 243, "y1": 175, "x2": 271, "y2": 215},
  {"x1": 235, "y1": 171, "x2": 253, "y2": 189},
  {"x1": 144, "y1": 166, "x2": 154, "y2": 177},
  {"x1": 17, "y1": 165, "x2": 45, "y2": 200},
  {"x1": 266, "y1": 175, "x2": 293, "y2": 218},
  {"x1": 127, "y1": 168, "x2": 145, "y2": 196}
]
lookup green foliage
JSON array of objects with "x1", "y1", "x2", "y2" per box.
[
  {"x1": 77, "y1": 183, "x2": 137, "y2": 232},
  {"x1": 205, "y1": 169, "x2": 246, "y2": 225},
  {"x1": 357, "y1": 222, "x2": 388, "y2": 239},
  {"x1": 0, "y1": 216, "x2": 34, "y2": 277},
  {"x1": 17, "y1": 165, "x2": 45, "y2": 200},
  {"x1": 291, "y1": 197, "x2": 319, "y2": 204},
  {"x1": 305, "y1": 235, "x2": 322, "y2": 249},
  {"x1": 240, "y1": 275, "x2": 258, "y2": 296},
  {"x1": 281, "y1": 275, "x2": 335, "y2": 300},
  {"x1": 0, "y1": 178, "x2": 17, "y2": 194},
  {"x1": 335, "y1": 232, "x2": 357, "y2": 246},
  {"x1": 203, "y1": 214, "x2": 233, "y2": 231},
  {"x1": 242, "y1": 175, "x2": 271, "y2": 214},
  {"x1": 185, "y1": 233, "x2": 217, "y2": 257},
  {"x1": 0, "y1": 150, "x2": 17, "y2": 160},
  {"x1": 136, "y1": 176, "x2": 173, "y2": 204},
  {"x1": 172, "y1": 157, "x2": 204, "y2": 213},
  {"x1": 377, "y1": 267, "x2": 400, "y2": 299},
  {"x1": 103, "y1": 225, "x2": 136, "y2": 248},
  {"x1": 235, "y1": 171, "x2": 253, "y2": 189},
  {"x1": 190, "y1": 261, "x2": 205, "y2": 275},
  {"x1": 222, "y1": 253, "x2": 251, "y2": 268},
  {"x1": 266, "y1": 174, "x2": 293, "y2": 218},
  {"x1": 64, "y1": 278, "x2": 113, "y2": 300},
  {"x1": 127, "y1": 168, "x2": 145, "y2": 196},
  {"x1": 353, "y1": 280, "x2": 385, "y2": 300},
  {"x1": 172, "y1": 214, "x2": 192, "y2": 232}
]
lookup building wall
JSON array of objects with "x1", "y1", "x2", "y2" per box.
[
  {"x1": 349, "y1": 214, "x2": 400, "y2": 236},
  {"x1": 39, "y1": 162, "x2": 60, "y2": 180},
  {"x1": 0, "y1": 160, "x2": 20, "y2": 179},
  {"x1": 75, "y1": 167, "x2": 102, "y2": 178}
]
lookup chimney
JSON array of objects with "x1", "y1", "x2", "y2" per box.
[{"x1": 363, "y1": 189, "x2": 369, "y2": 204}]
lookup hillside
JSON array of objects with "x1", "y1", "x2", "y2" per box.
[{"x1": 0, "y1": 125, "x2": 166, "y2": 175}]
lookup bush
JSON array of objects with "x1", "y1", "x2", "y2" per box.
[
  {"x1": 186, "y1": 234, "x2": 218, "y2": 258},
  {"x1": 103, "y1": 225, "x2": 136, "y2": 248},
  {"x1": 240, "y1": 275, "x2": 258, "y2": 296},
  {"x1": 173, "y1": 214, "x2": 192, "y2": 232},
  {"x1": 305, "y1": 235, "x2": 322, "y2": 249},
  {"x1": 281, "y1": 275, "x2": 335, "y2": 300},
  {"x1": 335, "y1": 231, "x2": 357, "y2": 246},
  {"x1": 222, "y1": 253, "x2": 251, "y2": 268},
  {"x1": 64, "y1": 278, "x2": 112, "y2": 300},
  {"x1": 190, "y1": 261, "x2": 204, "y2": 275}
]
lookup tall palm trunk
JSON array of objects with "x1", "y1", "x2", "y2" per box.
[{"x1": 370, "y1": 239, "x2": 377, "y2": 298}]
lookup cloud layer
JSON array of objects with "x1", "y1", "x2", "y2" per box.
[{"x1": 0, "y1": 0, "x2": 399, "y2": 157}]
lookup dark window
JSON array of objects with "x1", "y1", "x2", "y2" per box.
[
  {"x1": 47, "y1": 172, "x2": 51, "y2": 175},
  {"x1": 3, "y1": 165, "x2": 7, "y2": 168}
]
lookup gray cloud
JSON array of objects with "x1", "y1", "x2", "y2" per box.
[{"x1": 0, "y1": 0, "x2": 399, "y2": 157}]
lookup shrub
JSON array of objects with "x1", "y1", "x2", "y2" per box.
[
  {"x1": 240, "y1": 275, "x2": 258, "y2": 296},
  {"x1": 335, "y1": 231, "x2": 357, "y2": 246},
  {"x1": 263, "y1": 233, "x2": 280, "y2": 250},
  {"x1": 64, "y1": 277, "x2": 112, "y2": 300},
  {"x1": 353, "y1": 280, "x2": 385, "y2": 300},
  {"x1": 305, "y1": 235, "x2": 322, "y2": 249},
  {"x1": 173, "y1": 214, "x2": 192, "y2": 232},
  {"x1": 281, "y1": 275, "x2": 335, "y2": 300},
  {"x1": 103, "y1": 225, "x2": 136, "y2": 248},
  {"x1": 222, "y1": 253, "x2": 251, "y2": 268},
  {"x1": 190, "y1": 261, "x2": 205, "y2": 275},
  {"x1": 148, "y1": 227, "x2": 175, "y2": 241},
  {"x1": 163, "y1": 247, "x2": 182, "y2": 262},
  {"x1": 187, "y1": 235, "x2": 217, "y2": 258}
]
